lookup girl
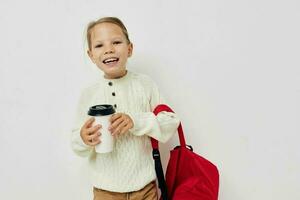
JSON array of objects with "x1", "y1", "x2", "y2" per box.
[{"x1": 71, "y1": 17, "x2": 180, "y2": 200}]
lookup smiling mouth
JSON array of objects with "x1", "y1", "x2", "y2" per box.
[{"x1": 102, "y1": 57, "x2": 119, "y2": 64}]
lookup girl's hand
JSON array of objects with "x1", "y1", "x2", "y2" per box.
[
  {"x1": 109, "y1": 113, "x2": 134, "y2": 136},
  {"x1": 80, "y1": 117, "x2": 102, "y2": 147}
]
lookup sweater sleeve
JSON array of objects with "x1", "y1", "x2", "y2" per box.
[
  {"x1": 128, "y1": 79, "x2": 180, "y2": 143},
  {"x1": 70, "y1": 89, "x2": 94, "y2": 157}
]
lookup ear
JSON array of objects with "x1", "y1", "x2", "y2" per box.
[
  {"x1": 128, "y1": 43, "x2": 133, "y2": 57},
  {"x1": 87, "y1": 50, "x2": 95, "y2": 63}
]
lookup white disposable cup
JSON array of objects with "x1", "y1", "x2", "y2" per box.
[{"x1": 88, "y1": 105, "x2": 115, "y2": 153}]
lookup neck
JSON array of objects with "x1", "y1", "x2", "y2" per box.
[{"x1": 104, "y1": 70, "x2": 127, "y2": 79}]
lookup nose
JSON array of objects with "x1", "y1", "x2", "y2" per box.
[{"x1": 104, "y1": 44, "x2": 115, "y2": 55}]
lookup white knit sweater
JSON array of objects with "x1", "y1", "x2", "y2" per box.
[{"x1": 71, "y1": 70, "x2": 180, "y2": 192}]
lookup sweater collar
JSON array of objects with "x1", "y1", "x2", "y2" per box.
[{"x1": 101, "y1": 70, "x2": 131, "y2": 85}]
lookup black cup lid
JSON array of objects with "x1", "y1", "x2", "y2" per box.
[{"x1": 88, "y1": 104, "x2": 116, "y2": 116}]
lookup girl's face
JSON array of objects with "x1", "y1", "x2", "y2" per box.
[{"x1": 88, "y1": 23, "x2": 133, "y2": 79}]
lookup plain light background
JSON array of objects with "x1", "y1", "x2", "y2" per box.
[{"x1": 0, "y1": 0, "x2": 299, "y2": 199}]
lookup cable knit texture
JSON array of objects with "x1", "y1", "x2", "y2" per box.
[{"x1": 71, "y1": 70, "x2": 180, "y2": 192}]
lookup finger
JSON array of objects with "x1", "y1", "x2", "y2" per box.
[
  {"x1": 120, "y1": 123, "x2": 132, "y2": 135},
  {"x1": 112, "y1": 120, "x2": 127, "y2": 136},
  {"x1": 89, "y1": 138, "x2": 101, "y2": 146},
  {"x1": 110, "y1": 113, "x2": 122, "y2": 123},
  {"x1": 82, "y1": 131, "x2": 98, "y2": 144},
  {"x1": 112, "y1": 128, "x2": 121, "y2": 136},
  {"x1": 84, "y1": 117, "x2": 95, "y2": 128},
  {"x1": 87, "y1": 131, "x2": 101, "y2": 141},
  {"x1": 118, "y1": 119, "x2": 131, "y2": 134},
  {"x1": 86, "y1": 124, "x2": 102, "y2": 135},
  {"x1": 109, "y1": 117, "x2": 124, "y2": 132}
]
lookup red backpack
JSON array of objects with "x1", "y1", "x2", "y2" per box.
[{"x1": 151, "y1": 104, "x2": 219, "y2": 200}]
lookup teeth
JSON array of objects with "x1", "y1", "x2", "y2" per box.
[{"x1": 103, "y1": 58, "x2": 119, "y2": 63}]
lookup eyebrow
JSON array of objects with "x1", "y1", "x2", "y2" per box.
[{"x1": 93, "y1": 37, "x2": 124, "y2": 43}]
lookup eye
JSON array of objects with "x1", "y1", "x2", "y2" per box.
[
  {"x1": 113, "y1": 41, "x2": 122, "y2": 45},
  {"x1": 94, "y1": 44, "x2": 103, "y2": 48}
]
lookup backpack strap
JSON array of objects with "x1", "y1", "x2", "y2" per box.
[
  {"x1": 151, "y1": 104, "x2": 186, "y2": 148},
  {"x1": 150, "y1": 104, "x2": 185, "y2": 200}
]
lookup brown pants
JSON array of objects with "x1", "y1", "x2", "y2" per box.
[{"x1": 93, "y1": 181, "x2": 158, "y2": 200}]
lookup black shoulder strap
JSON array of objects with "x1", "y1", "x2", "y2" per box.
[{"x1": 152, "y1": 148, "x2": 168, "y2": 200}]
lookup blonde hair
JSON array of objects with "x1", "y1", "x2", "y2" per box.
[{"x1": 86, "y1": 17, "x2": 131, "y2": 50}]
